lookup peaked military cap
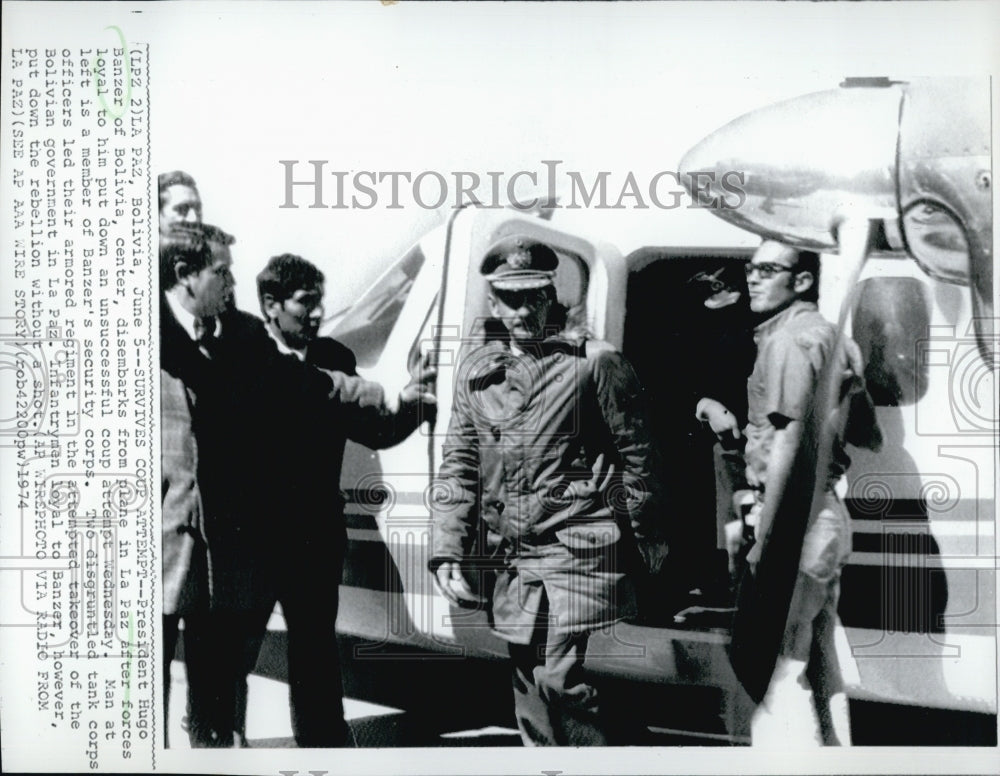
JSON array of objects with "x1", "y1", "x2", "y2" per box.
[{"x1": 480, "y1": 236, "x2": 558, "y2": 290}]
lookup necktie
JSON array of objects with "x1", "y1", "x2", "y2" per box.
[{"x1": 193, "y1": 317, "x2": 217, "y2": 357}]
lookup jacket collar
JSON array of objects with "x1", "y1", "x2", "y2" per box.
[
  {"x1": 164, "y1": 288, "x2": 222, "y2": 342},
  {"x1": 265, "y1": 322, "x2": 307, "y2": 361},
  {"x1": 753, "y1": 299, "x2": 818, "y2": 345},
  {"x1": 464, "y1": 334, "x2": 583, "y2": 385}
]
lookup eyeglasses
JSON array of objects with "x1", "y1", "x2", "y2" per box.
[
  {"x1": 492, "y1": 288, "x2": 550, "y2": 309},
  {"x1": 745, "y1": 261, "x2": 798, "y2": 279}
]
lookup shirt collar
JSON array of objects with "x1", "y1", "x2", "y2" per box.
[
  {"x1": 165, "y1": 289, "x2": 221, "y2": 341},
  {"x1": 753, "y1": 299, "x2": 818, "y2": 344},
  {"x1": 266, "y1": 323, "x2": 307, "y2": 361}
]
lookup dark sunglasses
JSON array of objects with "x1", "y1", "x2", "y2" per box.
[
  {"x1": 745, "y1": 261, "x2": 798, "y2": 279},
  {"x1": 492, "y1": 288, "x2": 550, "y2": 308}
]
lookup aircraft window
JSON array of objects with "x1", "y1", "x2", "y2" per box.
[
  {"x1": 902, "y1": 201, "x2": 969, "y2": 284},
  {"x1": 851, "y1": 277, "x2": 931, "y2": 406},
  {"x1": 330, "y1": 245, "x2": 426, "y2": 368},
  {"x1": 552, "y1": 252, "x2": 588, "y2": 313}
]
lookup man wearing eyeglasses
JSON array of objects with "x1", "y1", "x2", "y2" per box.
[
  {"x1": 429, "y1": 237, "x2": 666, "y2": 746},
  {"x1": 702, "y1": 240, "x2": 880, "y2": 746}
]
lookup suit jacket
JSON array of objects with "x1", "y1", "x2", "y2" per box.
[
  {"x1": 162, "y1": 307, "x2": 426, "y2": 611},
  {"x1": 160, "y1": 360, "x2": 207, "y2": 616},
  {"x1": 263, "y1": 335, "x2": 424, "y2": 560},
  {"x1": 160, "y1": 301, "x2": 328, "y2": 613}
]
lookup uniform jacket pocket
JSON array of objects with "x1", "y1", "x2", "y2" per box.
[{"x1": 555, "y1": 520, "x2": 621, "y2": 550}]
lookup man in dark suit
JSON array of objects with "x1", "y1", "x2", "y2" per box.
[
  {"x1": 161, "y1": 223, "x2": 268, "y2": 747},
  {"x1": 158, "y1": 171, "x2": 266, "y2": 746},
  {"x1": 248, "y1": 253, "x2": 434, "y2": 747},
  {"x1": 162, "y1": 224, "x2": 435, "y2": 746}
]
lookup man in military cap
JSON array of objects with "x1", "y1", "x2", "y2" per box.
[{"x1": 429, "y1": 236, "x2": 667, "y2": 746}]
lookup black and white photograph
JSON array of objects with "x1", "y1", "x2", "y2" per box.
[{"x1": 0, "y1": 2, "x2": 997, "y2": 774}]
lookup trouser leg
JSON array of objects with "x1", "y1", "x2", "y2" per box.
[
  {"x1": 184, "y1": 611, "x2": 259, "y2": 747},
  {"x1": 162, "y1": 615, "x2": 179, "y2": 747},
  {"x1": 182, "y1": 613, "x2": 236, "y2": 747},
  {"x1": 751, "y1": 571, "x2": 821, "y2": 747},
  {"x1": 539, "y1": 630, "x2": 606, "y2": 746},
  {"x1": 751, "y1": 573, "x2": 848, "y2": 747},
  {"x1": 280, "y1": 541, "x2": 351, "y2": 747},
  {"x1": 234, "y1": 615, "x2": 269, "y2": 746},
  {"x1": 509, "y1": 642, "x2": 557, "y2": 746},
  {"x1": 825, "y1": 692, "x2": 852, "y2": 746},
  {"x1": 751, "y1": 656, "x2": 820, "y2": 746},
  {"x1": 806, "y1": 579, "x2": 851, "y2": 745},
  {"x1": 281, "y1": 596, "x2": 350, "y2": 746},
  {"x1": 509, "y1": 631, "x2": 605, "y2": 747}
]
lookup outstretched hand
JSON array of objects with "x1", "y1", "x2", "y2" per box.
[{"x1": 400, "y1": 351, "x2": 437, "y2": 407}]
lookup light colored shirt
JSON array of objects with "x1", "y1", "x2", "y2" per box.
[
  {"x1": 743, "y1": 300, "x2": 852, "y2": 493},
  {"x1": 165, "y1": 289, "x2": 221, "y2": 341}
]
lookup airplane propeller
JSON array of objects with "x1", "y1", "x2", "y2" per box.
[{"x1": 678, "y1": 77, "x2": 995, "y2": 702}]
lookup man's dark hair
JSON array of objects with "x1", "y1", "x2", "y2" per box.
[
  {"x1": 159, "y1": 222, "x2": 235, "y2": 290},
  {"x1": 794, "y1": 249, "x2": 820, "y2": 302},
  {"x1": 160, "y1": 229, "x2": 209, "y2": 290},
  {"x1": 256, "y1": 254, "x2": 326, "y2": 315},
  {"x1": 199, "y1": 222, "x2": 236, "y2": 247},
  {"x1": 158, "y1": 171, "x2": 199, "y2": 207}
]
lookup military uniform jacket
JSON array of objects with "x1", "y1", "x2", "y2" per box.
[{"x1": 430, "y1": 333, "x2": 663, "y2": 642}]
